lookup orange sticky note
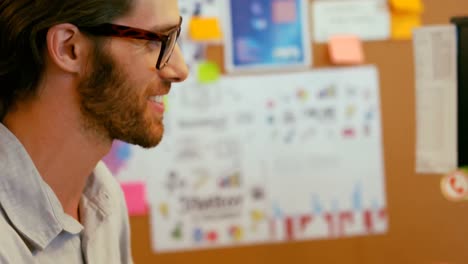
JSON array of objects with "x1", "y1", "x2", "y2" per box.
[
  {"x1": 390, "y1": 0, "x2": 424, "y2": 14},
  {"x1": 391, "y1": 13, "x2": 422, "y2": 40},
  {"x1": 328, "y1": 35, "x2": 364, "y2": 65},
  {"x1": 189, "y1": 17, "x2": 222, "y2": 42}
]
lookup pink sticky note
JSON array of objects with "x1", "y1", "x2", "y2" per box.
[
  {"x1": 120, "y1": 181, "x2": 148, "y2": 216},
  {"x1": 328, "y1": 35, "x2": 365, "y2": 65}
]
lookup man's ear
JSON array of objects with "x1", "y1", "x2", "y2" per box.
[{"x1": 46, "y1": 23, "x2": 88, "y2": 74}]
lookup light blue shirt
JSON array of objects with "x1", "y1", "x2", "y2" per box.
[{"x1": 0, "y1": 124, "x2": 133, "y2": 263}]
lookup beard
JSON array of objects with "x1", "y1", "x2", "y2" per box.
[{"x1": 77, "y1": 42, "x2": 164, "y2": 148}]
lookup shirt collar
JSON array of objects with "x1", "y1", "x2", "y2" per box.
[
  {"x1": 0, "y1": 124, "x2": 113, "y2": 250},
  {"x1": 80, "y1": 162, "x2": 114, "y2": 239}
]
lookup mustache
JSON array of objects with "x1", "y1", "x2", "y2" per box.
[
  {"x1": 148, "y1": 81, "x2": 171, "y2": 96},
  {"x1": 162, "y1": 81, "x2": 171, "y2": 91}
]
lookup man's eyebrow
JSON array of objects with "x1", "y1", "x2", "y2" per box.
[{"x1": 149, "y1": 20, "x2": 180, "y2": 33}]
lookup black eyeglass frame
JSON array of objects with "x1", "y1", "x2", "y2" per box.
[{"x1": 79, "y1": 16, "x2": 183, "y2": 70}]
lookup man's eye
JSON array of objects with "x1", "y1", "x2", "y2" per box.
[{"x1": 147, "y1": 40, "x2": 161, "y2": 49}]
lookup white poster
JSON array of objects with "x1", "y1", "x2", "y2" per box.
[
  {"x1": 177, "y1": 0, "x2": 224, "y2": 71},
  {"x1": 312, "y1": 0, "x2": 390, "y2": 43},
  {"x1": 413, "y1": 25, "x2": 458, "y2": 174},
  {"x1": 107, "y1": 66, "x2": 388, "y2": 252}
]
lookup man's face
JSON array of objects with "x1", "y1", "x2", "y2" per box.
[{"x1": 77, "y1": 0, "x2": 188, "y2": 148}]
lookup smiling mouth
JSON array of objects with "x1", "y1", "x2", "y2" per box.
[
  {"x1": 148, "y1": 95, "x2": 164, "y2": 103},
  {"x1": 148, "y1": 95, "x2": 166, "y2": 114}
]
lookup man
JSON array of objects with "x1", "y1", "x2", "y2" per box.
[{"x1": 0, "y1": 0, "x2": 188, "y2": 262}]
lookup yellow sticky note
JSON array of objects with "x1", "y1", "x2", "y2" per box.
[
  {"x1": 390, "y1": 0, "x2": 424, "y2": 14},
  {"x1": 189, "y1": 17, "x2": 222, "y2": 42},
  {"x1": 328, "y1": 35, "x2": 364, "y2": 65},
  {"x1": 391, "y1": 13, "x2": 422, "y2": 40},
  {"x1": 197, "y1": 61, "x2": 220, "y2": 84}
]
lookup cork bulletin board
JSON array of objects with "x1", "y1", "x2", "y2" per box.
[{"x1": 129, "y1": 1, "x2": 468, "y2": 263}]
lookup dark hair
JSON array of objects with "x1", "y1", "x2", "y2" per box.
[{"x1": 0, "y1": 0, "x2": 133, "y2": 120}]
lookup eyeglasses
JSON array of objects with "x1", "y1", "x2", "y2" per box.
[{"x1": 79, "y1": 16, "x2": 182, "y2": 70}]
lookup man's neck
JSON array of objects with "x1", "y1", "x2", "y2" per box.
[{"x1": 3, "y1": 98, "x2": 111, "y2": 221}]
